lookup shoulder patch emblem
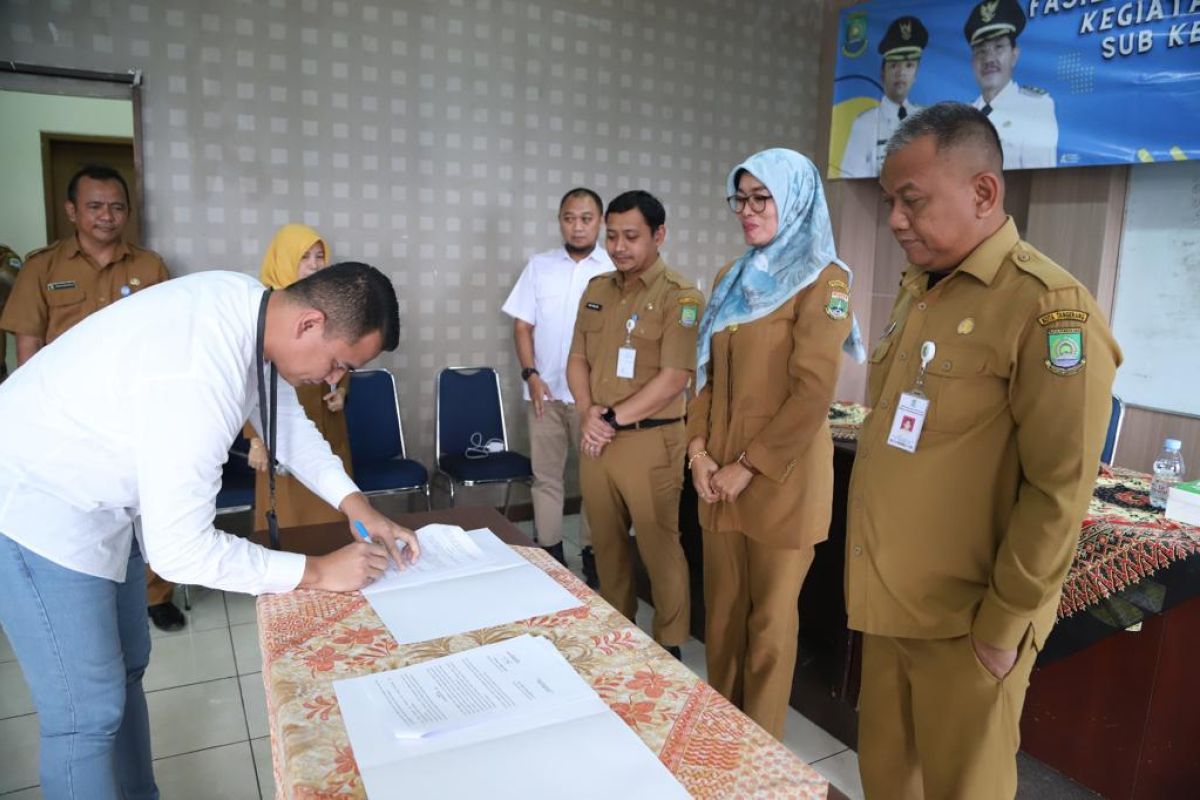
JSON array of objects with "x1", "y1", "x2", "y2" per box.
[
  {"x1": 1045, "y1": 327, "x2": 1085, "y2": 375},
  {"x1": 826, "y1": 291, "x2": 850, "y2": 320},
  {"x1": 679, "y1": 302, "x2": 699, "y2": 327},
  {"x1": 585, "y1": 302, "x2": 602, "y2": 311},
  {"x1": 1038, "y1": 309, "x2": 1088, "y2": 326},
  {"x1": 1020, "y1": 84, "x2": 1048, "y2": 97},
  {"x1": 827, "y1": 278, "x2": 849, "y2": 291}
]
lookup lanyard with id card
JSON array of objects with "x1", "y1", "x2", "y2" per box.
[
  {"x1": 886, "y1": 340, "x2": 936, "y2": 453},
  {"x1": 616, "y1": 313, "x2": 637, "y2": 379}
]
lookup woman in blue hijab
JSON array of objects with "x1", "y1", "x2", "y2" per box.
[{"x1": 684, "y1": 148, "x2": 864, "y2": 739}]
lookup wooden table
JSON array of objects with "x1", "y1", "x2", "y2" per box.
[{"x1": 255, "y1": 507, "x2": 844, "y2": 799}]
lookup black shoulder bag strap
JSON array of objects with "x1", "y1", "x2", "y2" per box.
[{"x1": 255, "y1": 289, "x2": 280, "y2": 550}]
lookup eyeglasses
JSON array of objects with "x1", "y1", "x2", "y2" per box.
[{"x1": 726, "y1": 193, "x2": 773, "y2": 213}]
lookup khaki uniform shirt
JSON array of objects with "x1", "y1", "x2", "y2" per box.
[
  {"x1": 847, "y1": 218, "x2": 1121, "y2": 650},
  {"x1": 687, "y1": 262, "x2": 852, "y2": 547},
  {"x1": 0, "y1": 237, "x2": 169, "y2": 344},
  {"x1": 569, "y1": 258, "x2": 704, "y2": 416}
]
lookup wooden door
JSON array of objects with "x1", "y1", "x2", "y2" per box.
[{"x1": 41, "y1": 134, "x2": 139, "y2": 246}]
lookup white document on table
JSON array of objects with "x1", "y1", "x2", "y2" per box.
[
  {"x1": 361, "y1": 526, "x2": 583, "y2": 645},
  {"x1": 334, "y1": 634, "x2": 689, "y2": 800}
]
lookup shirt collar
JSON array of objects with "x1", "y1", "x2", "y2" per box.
[
  {"x1": 903, "y1": 216, "x2": 1019, "y2": 289},
  {"x1": 67, "y1": 235, "x2": 131, "y2": 269},
  {"x1": 560, "y1": 243, "x2": 607, "y2": 266},
  {"x1": 614, "y1": 257, "x2": 665, "y2": 289}
]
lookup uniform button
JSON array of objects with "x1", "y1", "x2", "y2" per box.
[
  {"x1": 853, "y1": 545, "x2": 863, "y2": 557},
  {"x1": 898, "y1": 352, "x2": 907, "y2": 361},
  {"x1": 917, "y1": 302, "x2": 927, "y2": 311},
  {"x1": 880, "y1": 399, "x2": 890, "y2": 409},
  {"x1": 941, "y1": 360, "x2": 952, "y2": 370},
  {"x1": 1017, "y1": 252, "x2": 1030, "y2": 262}
]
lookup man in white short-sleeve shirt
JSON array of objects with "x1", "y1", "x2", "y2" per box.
[
  {"x1": 0, "y1": 263, "x2": 419, "y2": 798},
  {"x1": 502, "y1": 188, "x2": 611, "y2": 586}
]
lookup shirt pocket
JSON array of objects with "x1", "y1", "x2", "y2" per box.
[
  {"x1": 46, "y1": 286, "x2": 86, "y2": 308},
  {"x1": 630, "y1": 314, "x2": 664, "y2": 370},
  {"x1": 923, "y1": 344, "x2": 1006, "y2": 434},
  {"x1": 577, "y1": 308, "x2": 604, "y2": 360}
]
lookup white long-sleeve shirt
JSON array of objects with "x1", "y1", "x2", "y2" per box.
[
  {"x1": 0, "y1": 271, "x2": 359, "y2": 594},
  {"x1": 501, "y1": 244, "x2": 612, "y2": 403}
]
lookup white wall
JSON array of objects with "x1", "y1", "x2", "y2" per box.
[{"x1": 2, "y1": 0, "x2": 828, "y2": 482}]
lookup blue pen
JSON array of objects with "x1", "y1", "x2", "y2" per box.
[{"x1": 353, "y1": 520, "x2": 371, "y2": 542}]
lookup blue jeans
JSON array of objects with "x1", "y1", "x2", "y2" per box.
[{"x1": 0, "y1": 532, "x2": 158, "y2": 800}]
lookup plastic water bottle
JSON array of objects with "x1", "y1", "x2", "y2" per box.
[{"x1": 1149, "y1": 438, "x2": 1185, "y2": 510}]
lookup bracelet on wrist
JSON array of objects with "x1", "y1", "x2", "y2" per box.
[{"x1": 687, "y1": 450, "x2": 711, "y2": 470}]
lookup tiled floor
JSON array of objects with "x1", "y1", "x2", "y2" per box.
[{"x1": 0, "y1": 513, "x2": 1094, "y2": 799}]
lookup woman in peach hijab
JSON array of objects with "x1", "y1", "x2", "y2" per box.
[{"x1": 247, "y1": 224, "x2": 354, "y2": 531}]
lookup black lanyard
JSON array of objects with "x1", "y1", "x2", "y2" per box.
[{"x1": 255, "y1": 289, "x2": 280, "y2": 550}]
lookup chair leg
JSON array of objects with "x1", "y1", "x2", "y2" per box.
[
  {"x1": 447, "y1": 478, "x2": 456, "y2": 507},
  {"x1": 502, "y1": 482, "x2": 513, "y2": 519},
  {"x1": 182, "y1": 584, "x2": 192, "y2": 611},
  {"x1": 424, "y1": 484, "x2": 432, "y2": 511}
]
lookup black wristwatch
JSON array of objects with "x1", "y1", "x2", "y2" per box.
[
  {"x1": 600, "y1": 406, "x2": 618, "y2": 427},
  {"x1": 521, "y1": 367, "x2": 539, "y2": 382}
]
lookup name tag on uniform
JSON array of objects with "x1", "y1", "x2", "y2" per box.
[
  {"x1": 886, "y1": 392, "x2": 929, "y2": 453},
  {"x1": 616, "y1": 347, "x2": 636, "y2": 379},
  {"x1": 48, "y1": 280, "x2": 77, "y2": 291}
]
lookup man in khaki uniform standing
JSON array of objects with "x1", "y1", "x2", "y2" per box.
[
  {"x1": 0, "y1": 164, "x2": 183, "y2": 631},
  {"x1": 850, "y1": 103, "x2": 1120, "y2": 799},
  {"x1": 0, "y1": 244, "x2": 22, "y2": 382},
  {"x1": 567, "y1": 190, "x2": 704, "y2": 657}
]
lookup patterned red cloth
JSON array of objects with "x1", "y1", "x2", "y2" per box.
[
  {"x1": 257, "y1": 547, "x2": 831, "y2": 799},
  {"x1": 1060, "y1": 465, "x2": 1200, "y2": 618}
]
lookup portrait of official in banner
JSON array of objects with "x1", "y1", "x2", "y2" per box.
[
  {"x1": 965, "y1": 0, "x2": 1059, "y2": 169},
  {"x1": 839, "y1": 15, "x2": 929, "y2": 178}
]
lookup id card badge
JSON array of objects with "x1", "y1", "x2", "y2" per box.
[
  {"x1": 886, "y1": 392, "x2": 929, "y2": 452},
  {"x1": 616, "y1": 314, "x2": 638, "y2": 379},
  {"x1": 886, "y1": 340, "x2": 937, "y2": 454},
  {"x1": 616, "y1": 347, "x2": 636, "y2": 378}
]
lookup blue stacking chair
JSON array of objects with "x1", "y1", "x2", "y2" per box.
[
  {"x1": 1100, "y1": 394, "x2": 1125, "y2": 466},
  {"x1": 434, "y1": 366, "x2": 532, "y2": 514},
  {"x1": 216, "y1": 430, "x2": 256, "y2": 515},
  {"x1": 345, "y1": 369, "x2": 431, "y2": 509}
]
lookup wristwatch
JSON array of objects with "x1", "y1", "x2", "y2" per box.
[
  {"x1": 520, "y1": 367, "x2": 539, "y2": 382},
  {"x1": 600, "y1": 406, "x2": 618, "y2": 427}
]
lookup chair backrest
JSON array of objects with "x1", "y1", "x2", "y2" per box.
[
  {"x1": 1101, "y1": 394, "x2": 1125, "y2": 466},
  {"x1": 217, "y1": 430, "x2": 256, "y2": 513},
  {"x1": 436, "y1": 367, "x2": 508, "y2": 459},
  {"x1": 345, "y1": 369, "x2": 405, "y2": 462}
]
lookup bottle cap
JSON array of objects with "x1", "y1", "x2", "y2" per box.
[{"x1": 1165, "y1": 438, "x2": 1182, "y2": 451}]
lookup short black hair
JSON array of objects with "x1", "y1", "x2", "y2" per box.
[
  {"x1": 285, "y1": 262, "x2": 400, "y2": 351},
  {"x1": 559, "y1": 187, "x2": 603, "y2": 215},
  {"x1": 605, "y1": 190, "x2": 666, "y2": 233},
  {"x1": 885, "y1": 101, "x2": 1004, "y2": 171},
  {"x1": 67, "y1": 164, "x2": 130, "y2": 205}
]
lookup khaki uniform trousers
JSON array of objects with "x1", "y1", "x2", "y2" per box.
[
  {"x1": 858, "y1": 631, "x2": 1039, "y2": 800},
  {"x1": 702, "y1": 531, "x2": 814, "y2": 739},
  {"x1": 528, "y1": 401, "x2": 591, "y2": 548},
  {"x1": 580, "y1": 422, "x2": 689, "y2": 646}
]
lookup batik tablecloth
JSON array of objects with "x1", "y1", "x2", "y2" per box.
[
  {"x1": 257, "y1": 547, "x2": 831, "y2": 799},
  {"x1": 1059, "y1": 465, "x2": 1200, "y2": 619}
]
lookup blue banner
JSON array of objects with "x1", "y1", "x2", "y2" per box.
[{"x1": 829, "y1": 0, "x2": 1200, "y2": 179}]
